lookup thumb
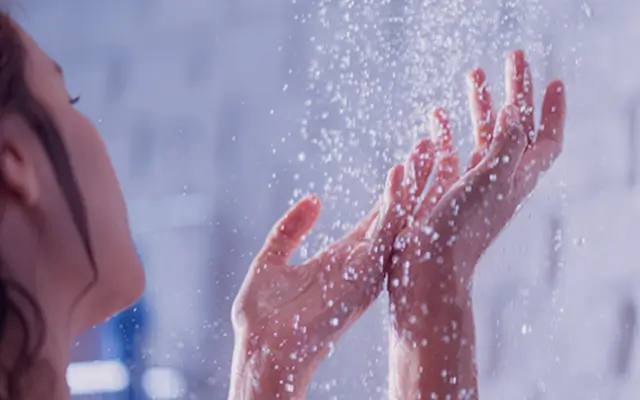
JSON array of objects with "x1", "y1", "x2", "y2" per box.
[
  {"x1": 255, "y1": 194, "x2": 321, "y2": 267},
  {"x1": 477, "y1": 104, "x2": 527, "y2": 179}
]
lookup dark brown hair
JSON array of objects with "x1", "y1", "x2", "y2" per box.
[{"x1": 0, "y1": 13, "x2": 97, "y2": 398}]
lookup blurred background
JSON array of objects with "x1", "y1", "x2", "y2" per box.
[{"x1": 14, "y1": 0, "x2": 640, "y2": 398}]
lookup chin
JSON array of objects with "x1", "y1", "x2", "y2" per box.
[
  {"x1": 115, "y1": 256, "x2": 146, "y2": 311},
  {"x1": 87, "y1": 256, "x2": 146, "y2": 327}
]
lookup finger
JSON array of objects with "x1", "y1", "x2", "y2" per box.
[
  {"x1": 365, "y1": 165, "x2": 406, "y2": 258},
  {"x1": 415, "y1": 109, "x2": 460, "y2": 219},
  {"x1": 477, "y1": 105, "x2": 527, "y2": 180},
  {"x1": 403, "y1": 138, "x2": 436, "y2": 211},
  {"x1": 334, "y1": 166, "x2": 406, "y2": 300},
  {"x1": 536, "y1": 80, "x2": 566, "y2": 164},
  {"x1": 505, "y1": 50, "x2": 535, "y2": 145},
  {"x1": 256, "y1": 194, "x2": 321, "y2": 266},
  {"x1": 431, "y1": 108, "x2": 460, "y2": 183},
  {"x1": 314, "y1": 166, "x2": 406, "y2": 269},
  {"x1": 302, "y1": 168, "x2": 405, "y2": 343},
  {"x1": 345, "y1": 140, "x2": 435, "y2": 245},
  {"x1": 511, "y1": 80, "x2": 567, "y2": 197},
  {"x1": 467, "y1": 68, "x2": 496, "y2": 170},
  {"x1": 301, "y1": 242, "x2": 382, "y2": 347}
]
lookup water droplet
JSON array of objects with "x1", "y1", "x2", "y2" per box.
[{"x1": 573, "y1": 237, "x2": 586, "y2": 246}]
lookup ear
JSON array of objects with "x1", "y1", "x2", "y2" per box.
[{"x1": 0, "y1": 137, "x2": 39, "y2": 206}]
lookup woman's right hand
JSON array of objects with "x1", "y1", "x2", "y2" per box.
[
  {"x1": 387, "y1": 50, "x2": 567, "y2": 399},
  {"x1": 229, "y1": 166, "x2": 407, "y2": 399}
]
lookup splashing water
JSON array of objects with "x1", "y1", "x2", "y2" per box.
[{"x1": 296, "y1": 0, "x2": 551, "y2": 250}]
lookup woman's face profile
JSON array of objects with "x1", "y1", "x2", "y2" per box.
[{"x1": 0, "y1": 22, "x2": 145, "y2": 331}]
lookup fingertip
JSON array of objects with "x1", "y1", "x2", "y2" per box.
[
  {"x1": 467, "y1": 69, "x2": 486, "y2": 117},
  {"x1": 431, "y1": 108, "x2": 460, "y2": 180},
  {"x1": 550, "y1": 79, "x2": 566, "y2": 91},
  {"x1": 507, "y1": 49, "x2": 526, "y2": 69},
  {"x1": 505, "y1": 51, "x2": 515, "y2": 76},
  {"x1": 407, "y1": 137, "x2": 435, "y2": 160},
  {"x1": 513, "y1": 49, "x2": 525, "y2": 60},
  {"x1": 541, "y1": 80, "x2": 567, "y2": 119},
  {"x1": 404, "y1": 138, "x2": 433, "y2": 177},
  {"x1": 285, "y1": 195, "x2": 321, "y2": 232},
  {"x1": 433, "y1": 107, "x2": 448, "y2": 122},
  {"x1": 384, "y1": 164, "x2": 398, "y2": 190},
  {"x1": 383, "y1": 164, "x2": 405, "y2": 209},
  {"x1": 389, "y1": 164, "x2": 405, "y2": 191},
  {"x1": 303, "y1": 193, "x2": 321, "y2": 211},
  {"x1": 472, "y1": 67, "x2": 486, "y2": 81},
  {"x1": 414, "y1": 138, "x2": 437, "y2": 164},
  {"x1": 546, "y1": 80, "x2": 566, "y2": 102},
  {"x1": 379, "y1": 165, "x2": 408, "y2": 234},
  {"x1": 466, "y1": 67, "x2": 486, "y2": 89},
  {"x1": 261, "y1": 195, "x2": 321, "y2": 264},
  {"x1": 505, "y1": 50, "x2": 528, "y2": 103},
  {"x1": 429, "y1": 110, "x2": 440, "y2": 142},
  {"x1": 538, "y1": 80, "x2": 567, "y2": 143},
  {"x1": 416, "y1": 137, "x2": 436, "y2": 153}
]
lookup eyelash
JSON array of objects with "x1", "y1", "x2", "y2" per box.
[{"x1": 69, "y1": 96, "x2": 80, "y2": 105}]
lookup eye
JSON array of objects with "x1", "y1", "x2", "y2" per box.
[{"x1": 69, "y1": 96, "x2": 80, "y2": 105}]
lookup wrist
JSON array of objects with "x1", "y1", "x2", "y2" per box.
[
  {"x1": 228, "y1": 334, "x2": 313, "y2": 400},
  {"x1": 388, "y1": 298, "x2": 478, "y2": 400},
  {"x1": 389, "y1": 276, "x2": 473, "y2": 338}
]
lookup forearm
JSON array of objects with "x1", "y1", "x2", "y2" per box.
[
  {"x1": 228, "y1": 338, "x2": 312, "y2": 400},
  {"x1": 389, "y1": 298, "x2": 478, "y2": 400}
]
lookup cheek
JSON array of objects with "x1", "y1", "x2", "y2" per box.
[
  {"x1": 75, "y1": 118, "x2": 145, "y2": 315},
  {"x1": 64, "y1": 115, "x2": 143, "y2": 290},
  {"x1": 65, "y1": 115, "x2": 124, "y2": 220}
]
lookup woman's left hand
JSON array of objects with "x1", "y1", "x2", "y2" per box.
[{"x1": 229, "y1": 165, "x2": 407, "y2": 399}]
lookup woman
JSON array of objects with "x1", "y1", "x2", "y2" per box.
[
  {"x1": 0, "y1": 12, "x2": 144, "y2": 400},
  {"x1": 230, "y1": 50, "x2": 566, "y2": 399},
  {"x1": 0, "y1": 8, "x2": 565, "y2": 400}
]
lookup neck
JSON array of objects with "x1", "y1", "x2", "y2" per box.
[
  {"x1": 0, "y1": 205, "x2": 83, "y2": 398},
  {"x1": 31, "y1": 324, "x2": 73, "y2": 399},
  {"x1": 0, "y1": 288, "x2": 75, "y2": 399}
]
